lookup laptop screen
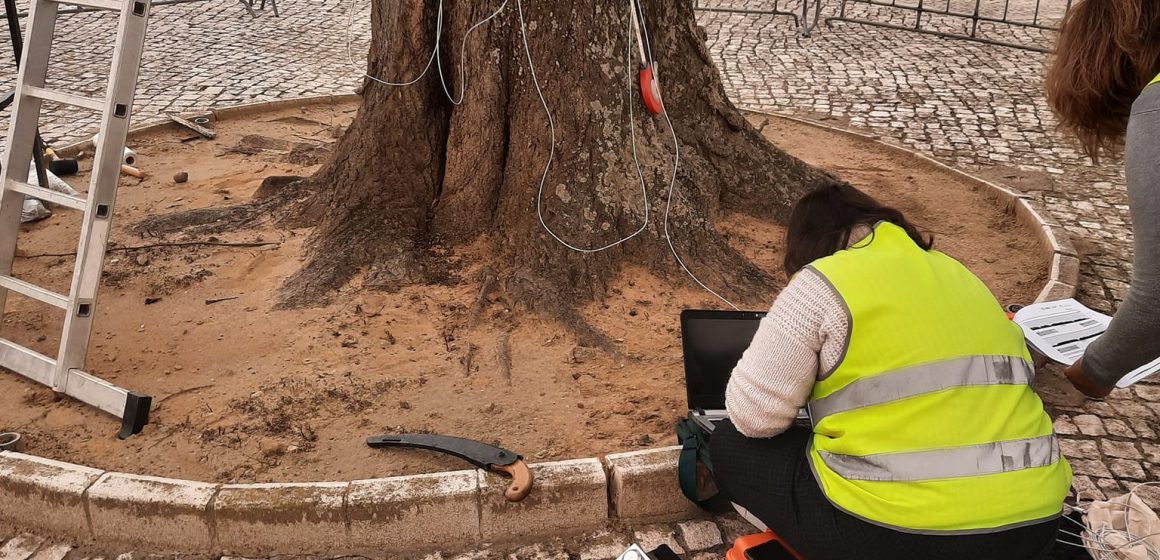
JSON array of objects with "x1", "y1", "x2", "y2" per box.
[{"x1": 680, "y1": 309, "x2": 766, "y2": 411}]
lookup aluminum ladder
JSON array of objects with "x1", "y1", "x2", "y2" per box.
[{"x1": 0, "y1": 0, "x2": 152, "y2": 438}]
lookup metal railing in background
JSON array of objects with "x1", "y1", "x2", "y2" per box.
[
  {"x1": 826, "y1": 0, "x2": 1073, "y2": 52},
  {"x1": 11, "y1": 0, "x2": 276, "y2": 18},
  {"x1": 693, "y1": 0, "x2": 826, "y2": 37}
]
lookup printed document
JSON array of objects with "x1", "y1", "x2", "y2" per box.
[{"x1": 1013, "y1": 299, "x2": 1158, "y2": 388}]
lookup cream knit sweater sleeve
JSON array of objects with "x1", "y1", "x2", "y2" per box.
[{"x1": 724, "y1": 267, "x2": 850, "y2": 438}]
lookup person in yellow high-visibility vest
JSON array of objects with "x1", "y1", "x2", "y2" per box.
[
  {"x1": 1045, "y1": 0, "x2": 1160, "y2": 397},
  {"x1": 711, "y1": 182, "x2": 1071, "y2": 560}
]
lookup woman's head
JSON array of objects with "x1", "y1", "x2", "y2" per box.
[
  {"x1": 782, "y1": 181, "x2": 933, "y2": 277},
  {"x1": 1045, "y1": 0, "x2": 1160, "y2": 160}
]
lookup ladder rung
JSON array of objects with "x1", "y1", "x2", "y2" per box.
[
  {"x1": 0, "y1": 275, "x2": 69, "y2": 309},
  {"x1": 46, "y1": 0, "x2": 125, "y2": 11},
  {"x1": 24, "y1": 86, "x2": 104, "y2": 112},
  {"x1": 0, "y1": 338, "x2": 55, "y2": 386},
  {"x1": 8, "y1": 180, "x2": 87, "y2": 211}
]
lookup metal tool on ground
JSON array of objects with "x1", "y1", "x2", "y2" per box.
[
  {"x1": 367, "y1": 434, "x2": 533, "y2": 502},
  {"x1": 169, "y1": 114, "x2": 215, "y2": 139},
  {"x1": 0, "y1": 0, "x2": 154, "y2": 438}
]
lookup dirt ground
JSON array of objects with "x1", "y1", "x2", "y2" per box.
[{"x1": 0, "y1": 101, "x2": 1045, "y2": 483}]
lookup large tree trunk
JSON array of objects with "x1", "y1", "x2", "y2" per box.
[{"x1": 152, "y1": 1, "x2": 829, "y2": 343}]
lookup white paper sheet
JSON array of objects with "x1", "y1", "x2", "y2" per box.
[
  {"x1": 1014, "y1": 299, "x2": 1111, "y2": 366},
  {"x1": 1014, "y1": 299, "x2": 1160, "y2": 388}
]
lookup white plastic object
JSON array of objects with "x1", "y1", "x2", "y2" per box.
[{"x1": 92, "y1": 133, "x2": 136, "y2": 165}]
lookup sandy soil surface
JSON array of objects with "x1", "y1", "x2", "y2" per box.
[{"x1": 0, "y1": 101, "x2": 1045, "y2": 483}]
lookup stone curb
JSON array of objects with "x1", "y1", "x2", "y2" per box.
[
  {"x1": 605, "y1": 447, "x2": 703, "y2": 523},
  {"x1": 52, "y1": 93, "x2": 362, "y2": 158},
  {"x1": 1, "y1": 100, "x2": 1071, "y2": 556},
  {"x1": 743, "y1": 109, "x2": 1079, "y2": 303}
]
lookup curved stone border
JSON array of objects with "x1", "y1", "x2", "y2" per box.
[
  {"x1": 743, "y1": 109, "x2": 1079, "y2": 303},
  {"x1": 52, "y1": 93, "x2": 362, "y2": 158},
  {"x1": 2, "y1": 100, "x2": 1074, "y2": 556}
]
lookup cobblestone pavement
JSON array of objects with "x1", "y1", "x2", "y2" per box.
[
  {"x1": 0, "y1": 0, "x2": 365, "y2": 145},
  {"x1": 0, "y1": 0, "x2": 1157, "y2": 554}
]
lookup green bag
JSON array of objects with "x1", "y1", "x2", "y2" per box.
[{"x1": 676, "y1": 413, "x2": 732, "y2": 512}]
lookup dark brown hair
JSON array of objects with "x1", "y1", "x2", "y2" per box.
[
  {"x1": 782, "y1": 181, "x2": 933, "y2": 277},
  {"x1": 1045, "y1": 0, "x2": 1160, "y2": 161}
]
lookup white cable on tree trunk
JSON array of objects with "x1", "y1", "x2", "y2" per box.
[
  {"x1": 518, "y1": 0, "x2": 651, "y2": 254},
  {"x1": 344, "y1": 0, "x2": 739, "y2": 309},
  {"x1": 517, "y1": 0, "x2": 737, "y2": 310}
]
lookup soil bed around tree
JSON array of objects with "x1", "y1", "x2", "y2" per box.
[{"x1": 0, "y1": 101, "x2": 1045, "y2": 483}]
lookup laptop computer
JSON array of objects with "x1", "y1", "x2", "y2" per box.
[{"x1": 680, "y1": 309, "x2": 811, "y2": 433}]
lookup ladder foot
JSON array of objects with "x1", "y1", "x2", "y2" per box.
[{"x1": 117, "y1": 392, "x2": 152, "y2": 439}]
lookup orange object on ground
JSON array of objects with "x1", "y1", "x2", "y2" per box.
[{"x1": 726, "y1": 530, "x2": 806, "y2": 560}]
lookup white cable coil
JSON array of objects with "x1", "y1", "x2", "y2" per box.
[{"x1": 1057, "y1": 481, "x2": 1160, "y2": 559}]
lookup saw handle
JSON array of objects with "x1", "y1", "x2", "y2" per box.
[{"x1": 492, "y1": 460, "x2": 533, "y2": 502}]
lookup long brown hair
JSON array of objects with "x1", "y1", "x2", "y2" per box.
[
  {"x1": 783, "y1": 181, "x2": 933, "y2": 278},
  {"x1": 1045, "y1": 0, "x2": 1160, "y2": 161}
]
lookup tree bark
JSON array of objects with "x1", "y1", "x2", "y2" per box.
[{"x1": 150, "y1": 1, "x2": 829, "y2": 341}]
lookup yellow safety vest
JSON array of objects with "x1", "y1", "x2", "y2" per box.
[
  {"x1": 1150, "y1": 72, "x2": 1160, "y2": 89},
  {"x1": 805, "y1": 222, "x2": 1072, "y2": 534}
]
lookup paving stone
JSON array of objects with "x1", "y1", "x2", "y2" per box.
[
  {"x1": 1072, "y1": 415, "x2": 1106, "y2": 436},
  {"x1": 1104, "y1": 418, "x2": 1136, "y2": 438},
  {"x1": 1084, "y1": 402, "x2": 1118, "y2": 417},
  {"x1": 0, "y1": 535, "x2": 45, "y2": 560},
  {"x1": 1068, "y1": 459, "x2": 1112, "y2": 479},
  {"x1": 1134, "y1": 385, "x2": 1160, "y2": 402},
  {"x1": 1059, "y1": 438, "x2": 1098, "y2": 459},
  {"x1": 715, "y1": 513, "x2": 762, "y2": 545},
  {"x1": 1100, "y1": 440, "x2": 1143, "y2": 460},
  {"x1": 631, "y1": 528, "x2": 684, "y2": 555},
  {"x1": 1053, "y1": 415, "x2": 1078, "y2": 435},
  {"x1": 1107, "y1": 459, "x2": 1147, "y2": 481},
  {"x1": 27, "y1": 545, "x2": 71, "y2": 560},
  {"x1": 676, "y1": 521, "x2": 723, "y2": 552},
  {"x1": 1129, "y1": 419, "x2": 1156, "y2": 439},
  {"x1": 1125, "y1": 482, "x2": 1160, "y2": 510},
  {"x1": 1071, "y1": 475, "x2": 1105, "y2": 502},
  {"x1": 1097, "y1": 478, "x2": 1126, "y2": 498},
  {"x1": 575, "y1": 531, "x2": 633, "y2": 560},
  {"x1": 1108, "y1": 403, "x2": 1155, "y2": 422},
  {"x1": 506, "y1": 544, "x2": 569, "y2": 560},
  {"x1": 1143, "y1": 443, "x2": 1160, "y2": 464}
]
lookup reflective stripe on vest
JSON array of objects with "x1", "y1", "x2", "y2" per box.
[
  {"x1": 817, "y1": 434, "x2": 1059, "y2": 482},
  {"x1": 808, "y1": 355, "x2": 1034, "y2": 423},
  {"x1": 805, "y1": 222, "x2": 1071, "y2": 533}
]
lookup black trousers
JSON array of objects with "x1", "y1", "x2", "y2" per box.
[{"x1": 710, "y1": 420, "x2": 1060, "y2": 560}]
